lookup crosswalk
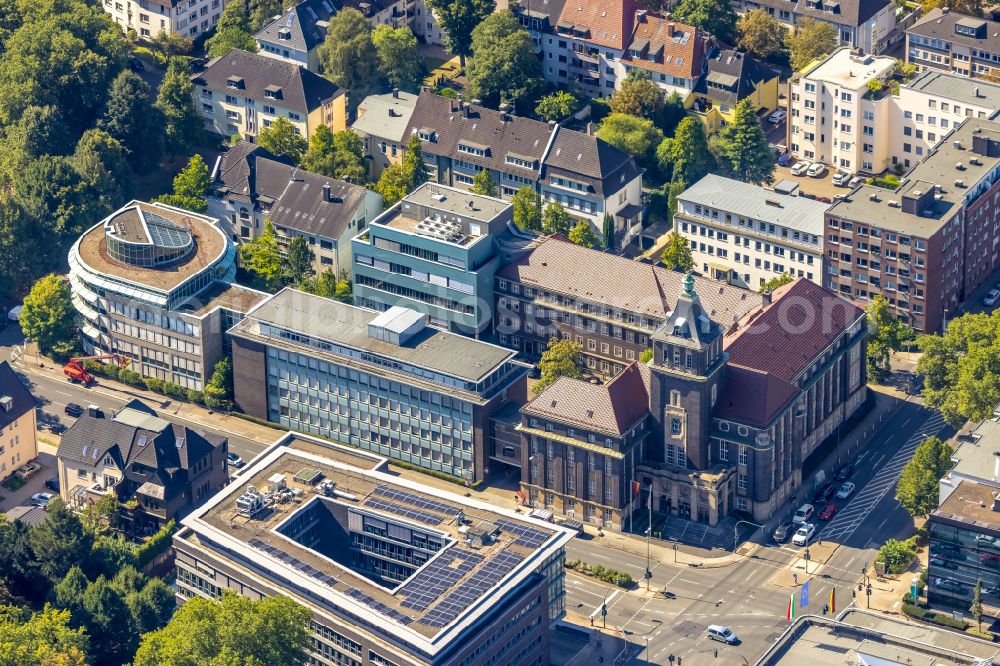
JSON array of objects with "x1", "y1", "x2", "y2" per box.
[{"x1": 818, "y1": 410, "x2": 946, "y2": 544}]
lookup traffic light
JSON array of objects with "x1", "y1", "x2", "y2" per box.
[
  {"x1": 600, "y1": 603, "x2": 607, "y2": 617},
  {"x1": 668, "y1": 656, "x2": 675, "y2": 664}
]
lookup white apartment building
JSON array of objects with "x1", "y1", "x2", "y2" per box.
[
  {"x1": 102, "y1": 0, "x2": 228, "y2": 40},
  {"x1": 674, "y1": 174, "x2": 829, "y2": 289},
  {"x1": 788, "y1": 47, "x2": 896, "y2": 174}
]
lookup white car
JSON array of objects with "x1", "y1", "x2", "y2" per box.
[
  {"x1": 848, "y1": 175, "x2": 865, "y2": 188},
  {"x1": 792, "y1": 523, "x2": 816, "y2": 546},
  {"x1": 767, "y1": 109, "x2": 787, "y2": 124},
  {"x1": 836, "y1": 481, "x2": 856, "y2": 499},
  {"x1": 983, "y1": 288, "x2": 1000, "y2": 307},
  {"x1": 790, "y1": 161, "x2": 811, "y2": 176},
  {"x1": 7, "y1": 305, "x2": 21, "y2": 321},
  {"x1": 807, "y1": 162, "x2": 827, "y2": 177},
  {"x1": 832, "y1": 171, "x2": 852, "y2": 186},
  {"x1": 29, "y1": 492, "x2": 53, "y2": 507},
  {"x1": 792, "y1": 503, "x2": 815, "y2": 524}
]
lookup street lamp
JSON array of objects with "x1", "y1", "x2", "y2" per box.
[
  {"x1": 631, "y1": 619, "x2": 662, "y2": 666},
  {"x1": 803, "y1": 547, "x2": 811, "y2": 575},
  {"x1": 672, "y1": 542, "x2": 679, "y2": 563},
  {"x1": 600, "y1": 585, "x2": 614, "y2": 629}
]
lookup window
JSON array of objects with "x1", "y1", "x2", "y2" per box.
[
  {"x1": 738, "y1": 446, "x2": 749, "y2": 466},
  {"x1": 670, "y1": 418, "x2": 681, "y2": 435}
]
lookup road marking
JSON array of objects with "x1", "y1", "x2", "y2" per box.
[{"x1": 588, "y1": 590, "x2": 619, "y2": 618}]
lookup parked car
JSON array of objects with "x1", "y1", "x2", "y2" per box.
[
  {"x1": 773, "y1": 522, "x2": 794, "y2": 543},
  {"x1": 791, "y1": 161, "x2": 811, "y2": 176},
  {"x1": 832, "y1": 171, "x2": 852, "y2": 186},
  {"x1": 983, "y1": 288, "x2": 1000, "y2": 307},
  {"x1": 29, "y1": 492, "x2": 53, "y2": 507},
  {"x1": 14, "y1": 461, "x2": 41, "y2": 479},
  {"x1": 777, "y1": 152, "x2": 792, "y2": 167},
  {"x1": 792, "y1": 523, "x2": 816, "y2": 546},
  {"x1": 127, "y1": 56, "x2": 144, "y2": 72},
  {"x1": 807, "y1": 163, "x2": 827, "y2": 177},
  {"x1": 818, "y1": 502, "x2": 839, "y2": 520},
  {"x1": 187, "y1": 57, "x2": 207, "y2": 70},
  {"x1": 226, "y1": 453, "x2": 245, "y2": 468},
  {"x1": 44, "y1": 476, "x2": 59, "y2": 492},
  {"x1": 707, "y1": 625, "x2": 740, "y2": 644},
  {"x1": 812, "y1": 483, "x2": 836, "y2": 504},
  {"x1": 767, "y1": 109, "x2": 787, "y2": 124},
  {"x1": 836, "y1": 481, "x2": 856, "y2": 499},
  {"x1": 64, "y1": 402, "x2": 84, "y2": 417},
  {"x1": 848, "y1": 175, "x2": 865, "y2": 188},
  {"x1": 792, "y1": 503, "x2": 815, "y2": 524},
  {"x1": 46, "y1": 422, "x2": 66, "y2": 434},
  {"x1": 835, "y1": 464, "x2": 855, "y2": 482}
]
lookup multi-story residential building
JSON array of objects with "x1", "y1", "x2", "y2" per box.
[
  {"x1": 619, "y1": 15, "x2": 708, "y2": 101},
  {"x1": 787, "y1": 47, "x2": 896, "y2": 174},
  {"x1": 68, "y1": 200, "x2": 268, "y2": 390},
  {"x1": 102, "y1": 0, "x2": 228, "y2": 41},
  {"x1": 229, "y1": 289, "x2": 531, "y2": 482},
  {"x1": 674, "y1": 174, "x2": 829, "y2": 289},
  {"x1": 519, "y1": 363, "x2": 650, "y2": 530},
  {"x1": 341, "y1": 0, "x2": 444, "y2": 43},
  {"x1": 209, "y1": 141, "x2": 383, "y2": 275},
  {"x1": 731, "y1": 0, "x2": 896, "y2": 54},
  {"x1": 494, "y1": 235, "x2": 761, "y2": 378},
  {"x1": 510, "y1": 0, "x2": 568, "y2": 53},
  {"x1": 0, "y1": 361, "x2": 37, "y2": 482},
  {"x1": 352, "y1": 89, "x2": 419, "y2": 179},
  {"x1": 352, "y1": 183, "x2": 512, "y2": 335},
  {"x1": 400, "y1": 92, "x2": 645, "y2": 237},
  {"x1": 173, "y1": 432, "x2": 572, "y2": 666},
  {"x1": 254, "y1": 0, "x2": 335, "y2": 72},
  {"x1": 690, "y1": 49, "x2": 780, "y2": 134},
  {"x1": 56, "y1": 399, "x2": 229, "y2": 531},
  {"x1": 824, "y1": 117, "x2": 1000, "y2": 333},
  {"x1": 192, "y1": 49, "x2": 346, "y2": 142},
  {"x1": 907, "y1": 8, "x2": 1000, "y2": 80}
]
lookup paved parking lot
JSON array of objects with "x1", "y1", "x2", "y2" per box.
[
  {"x1": 0, "y1": 449, "x2": 57, "y2": 513},
  {"x1": 772, "y1": 163, "x2": 847, "y2": 200}
]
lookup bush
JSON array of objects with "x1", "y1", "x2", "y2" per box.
[
  {"x1": 134, "y1": 520, "x2": 176, "y2": 569},
  {"x1": 437, "y1": 87, "x2": 457, "y2": 99},
  {"x1": 902, "y1": 602, "x2": 968, "y2": 629},
  {"x1": 879, "y1": 538, "x2": 917, "y2": 574},
  {"x1": 186, "y1": 389, "x2": 205, "y2": 404},
  {"x1": 966, "y1": 627, "x2": 994, "y2": 641},
  {"x1": 162, "y1": 382, "x2": 187, "y2": 400},
  {"x1": 119, "y1": 369, "x2": 144, "y2": 387},
  {"x1": 872, "y1": 174, "x2": 901, "y2": 190},
  {"x1": 143, "y1": 377, "x2": 164, "y2": 393},
  {"x1": 101, "y1": 363, "x2": 121, "y2": 380},
  {"x1": 565, "y1": 560, "x2": 633, "y2": 588},
  {"x1": 133, "y1": 46, "x2": 167, "y2": 67}
]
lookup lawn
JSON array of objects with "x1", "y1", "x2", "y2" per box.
[{"x1": 423, "y1": 54, "x2": 461, "y2": 87}]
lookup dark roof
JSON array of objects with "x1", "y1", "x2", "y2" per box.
[
  {"x1": 192, "y1": 49, "x2": 344, "y2": 114},
  {"x1": 724, "y1": 279, "x2": 864, "y2": 384},
  {"x1": 512, "y1": 0, "x2": 568, "y2": 24},
  {"x1": 908, "y1": 8, "x2": 1000, "y2": 48},
  {"x1": 339, "y1": 0, "x2": 396, "y2": 16},
  {"x1": 55, "y1": 417, "x2": 132, "y2": 469},
  {"x1": 5, "y1": 506, "x2": 49, "y2": 527},
  {"x1": 694, "y1": 49, "x2": 777, "y2": 105},
  {"x1": 542, "y1": 128, "x2": 644, "y2": 198},
  {"x1": 254, "y1": 0, "x2": 336, "y2": 53},
  {"x1": 214, "y1": 141, "x2": 372, "y2": 239},
  {"x1": 742, "y1": 0, "x2": 890, "y2": 29},
  {"x1": 0, "y1": 361, "x2": 35, "y2": 429},
  {"x1": 713, "y1": 365, "x2": 800, "y2": 427}
]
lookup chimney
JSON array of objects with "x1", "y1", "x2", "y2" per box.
[
  {"x1": 323, "y1": 183, "x2": 331, "y2": 202},
  {"x1": 994, "y1": 451, "x2": 1000, "y2": 482},
  {"x1": 392, "y1": 88, "x2": 399, "y2": 99},
  {"x1": 0, "y1": 396, "x2": 11, "y2": 413},
  {"x1": 762, "y1": 291, "x2": 773, "y2": 306},
  {"x1": 585, "y1": 121, "x2": 593, "y2": 135}
]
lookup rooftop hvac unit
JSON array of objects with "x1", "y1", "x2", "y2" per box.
[
  {"x1": 414, "y1": 215, "x2": 464, "y2": 243},
  {"x1": 267, "y1": 473, "x2": 286, "y2": 493},
  {"x1": 236, "y1": 486, "x2": 265, "y2": 517}
]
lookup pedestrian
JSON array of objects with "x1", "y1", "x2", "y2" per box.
[{"x1": 793, "y1": 573, "x2": 798, "y2": 585}]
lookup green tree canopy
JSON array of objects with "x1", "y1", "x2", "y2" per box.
[
  {"x1": 568, "y1": 219, "x2": 601, "y2": 249},
  {"x1": 535, "y1": 338, "x2": 583, "y2": 393},
  {"x1": 656, "y1": 117, "x2": 713, "y2": 183},
  {"x1": 204, "y1": 356, "x2": 234, "y2": 409},
  {"x1": 99, "y1": 71, "x2": 164, "y2": 170},
  {"x1": 258, "y1": 117, "x2": 308, "y2": 164},
  {"x1": 596, "y1": 113, "x2": 664, "y2": 167},
  {"x1": 372, "y1": 25, "x2": 423, "y2": 92},
  {"x1": 80, "y1": 575, "x2": 135, "y2": 665},
  {"x1": 301, "y1": 267, "x2": 352, "y2": 303},
  {"x1": 712, "y1": 98, "x2": 775, "y2": 185},
  {"x1": 609, "y1": 71, "x2": 665, "y2": 121},
  {"x1": 205, "y1": 0, "x2": 258, "y2": 58},
  {"x1": 673, "y1": 0, "x2": 738, "y2": 44},
  {"x1": 132, "y1": 593, "x2": 310, "y2": 666},
  {"x1": 20, "y1": 275, "x2": 75, "y2": 355},
  {"x1": 759, "y1": 273, "x2": 794, "y2": 294},
  {"x1": 896, "y1": 436, "x2": 953, "y2": 517},
  {"x1": 285, "y1": 236, "x2": 314, "y2": 283},
  {"x1": 155, "y1": 154, "x2": 211, "y2": 213},
  {"x1": 534, "y1": 90, "x2": 580, "y2": 122},
  {"x1": 156, "y1": 58, "x2": 203, "y2": 155},
  {"x1": 877, "y1": 538, "x2": 916, "y2": 574},
  {"x1": 542, "y1": 201, "x2": 571, "y2": 236},
  {"x1": 71, "y1": 129, "x2": 132, "y2": 215},
  {"x1": 239, "y1": 219, "x2": 283, "y2": 290},
  {"x1": 425, "y1": 0, "x2": 495, "y2": 67},
  {"x1": 866, "y1": 293, "x2": 911, "y2": 384},
  {"x1": 602, "y1": 212, "x2": 615, "y2": 252},
  {"x1": 0, "y1": 105, "x2": 71, "y2": 188},
  {"x1": 14, "y1": 155, "x2": 101, "y2": 239},
  {"x1": 318, "y1": 9, "x2": 380, "y2": 112},
  {"x1": 512, "y1": 186, "x2": 542, "y2": 232},
  {"x1": 737, "y1": 9, "x2": 787, "y2": 59},
  {"x1": 401, "y1": 133, "x2": 428, "y2": 188},
  {"x1": 0, "y1": 604, "x2": 89, "y2": 665},
  {"x1": 301, "y1": 126, "x2": 367, "y2": 183},
  {"x1": 376, "y1": 164, "x2": 412, "y2": 206},
  {"x1": 470, "y1": 169, "x2": 498, "y2": 197},
  {"x1": 466, "y1": 11, "x2": 543, "y2": 113},
  {"x1": 788, "y1": 18, "x2": 838, "y2": 72},
  {"x1": 29, "y1": 501, "x2": 94, "y2": 583},
  {"x1": 660, "y1": 231, "x2": 694, "y2": 272}
]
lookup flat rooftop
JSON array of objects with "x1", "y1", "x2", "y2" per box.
[
  {"x1": 800, "y1": 47, "x2": 895, "y2": 88},
  {"x1": 76, "y1": 201, "x2": 228, "y2": 293},
  {"x1": 372, "y1": 183, "x2": 510, "y2": 248},
  {"x1": 905, "y1": 70, "x2": 1000, "y2": 114},
  {"x1": 181, "y1": 434, "x2": 571, "y2": 650},
  {"x1": 827, "y1": 118, "x2": 1000, "y2": 235},
  {"x1": 756, "y1": 609, "x2": 1000, "y2": 665},
  {"x1": 176, "y1": 281, "x2": 268, "y2": 317},
  {"x1": 230, "y1": 288, "x2": 520, "y2": 384},
  {"x1": 934, "y1": 479, "x2": 1000, "y2": 533}
]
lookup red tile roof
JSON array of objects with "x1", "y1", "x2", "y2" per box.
[
  {"x1": 621, "y1": 14, "x2": 706, "y2": 80},
  {"x1": 713, "y1": 365, "x2": 800, "y2": 427},
  {"x1": 556, "y1": 0, "x2": 638, "y2": 50},
  {"x1": 523, "y1": 362, "x2": 650, "y2": 436},
  {"x1": 724, "y1": 279, "x2": 864, "y2": 384}
]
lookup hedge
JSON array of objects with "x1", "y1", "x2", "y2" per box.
[
  {"x1": 135, "y1": 520, "x2": 176, "y2": 569},
  {"x1": 83, "y1": 361, "x2": 207, "y2": 406},
  {"x1": 565, "y1": 560, "x2": 633, "y2": 588},
  {"x1": 966, "y1": 627, "x2": 994, "y2": 641},
  {"x1": 902, "y1": 602, "x2": 968, "y2": 629}
]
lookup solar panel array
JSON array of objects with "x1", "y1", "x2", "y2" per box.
[
  {"x1": 364, "y1": 497, "x2": 442, "y2": 526},
  {"x1": 399, "y1": 549, "x2": 484, "y2": 612},
  {"x1": 493, "y1": 519, "x2": 550, "y2": 549},
  {"x1": 248, "y1": 538, "x2": 338, "y2": 587},
  {"x1": 371, "y1": 485, "x2": 459, "y2": 516},
  {"x1": 344, "y1": 587, "x2": 412, "y2": 625},
  {"x1": 420, "y1": 551, "x2": 525, "y2": 628}
]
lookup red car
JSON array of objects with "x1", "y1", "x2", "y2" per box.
[{"x1": 818, "y1": 503, "x2": 839, "y2": 520}]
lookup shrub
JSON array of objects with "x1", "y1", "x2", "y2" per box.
[
  {"x1": 187, "y1": 389, "x2": 205, "y2": 404},
  {"x1": 878, "y1": 538, "x2": 917, "y2": 574},
  {"x1": 133, "y1": 46, "x2": 167, "y2": 67},
  {"x1": 162, "y1": 382, "x2": 187, "y2": 400},
  {"x1": 872, "y1": 174, "x2": 901, "y2": 190},
  {"x1": 101, "y1": 363, "x2": 121, "y2": 380},
  {"x1": 119, "y1": 369, "x2": 144, "y2": 387},
  {"x1": 437, "y1": 87, "x2": 457, "y2": 99},
  {"x1": 902, "y1": 602, "x2": 968, "y2": 629},
  {"x1": 143, "y1": 377, "x2": 165, "y2": 393},
  {"x1": 564, "y1": 560, "x2": 633, "y2": 588},
  {"x1": 134, "y1": 520, "x2": 176, "y2": 569},
  {"x1": 966, "y1": 627, "x2": 994, "y2": 641}
]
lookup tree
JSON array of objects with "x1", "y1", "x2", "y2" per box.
[
  {"x1": 29, "y1": 501, "x2": 94, "y2": 583},
  {"x1": 896, "y1": 436, "x2": 953, "y2": 517},
  {"x1": 0, "y1": 105, "x2": 71, "y2": 188},
  {"x1": 0, "y1": 605, "x2": 89, "y2": 665},
  {"x1": 972, "y1": 579, "x2": 984, "y2": 631},
  {"x1": 673, "y1": 0, "x2": 738, "y2": 44},
  {"x1": 466, "y1": 12, "x2": 543, "y2": 113},
  {"x1": 249, "y1": 0, "x2": 284, "y2": 31},
  {"x1": 712, "y1": 98, "x2": 775, "y2": 185},
  {"x1": 657, "y1": 117, "x2": 712, "y2": 183},
  {"x1": 155, "y1": 154, "x2": 211, "y2": 213},
  {"x1": 639, "y1": 349, "x2": 654, "y2": 363},
  {"x1": 609, "y1": 71, "x2": 665, "y2": 121},
  {"x1": 204, "y1": 357, "x2": 233, "y2": 410},
  {"x1": 425, "y1": 0, "x2": 495, "y2": 68},
  {"x1": 150, "y1": 31, "x2": 193, "y2": 58},
  {"x1": 596, "y1": 113, "x2": 664, "y2": 167},
  {"x1": 788, "y1": 18, "x2": 838, "y2": 72},
  {"x1": 303, "y1": 267, "x2": 351, "y2": 302},
  {"x1": 80, "y1": 495, "x2": 121, "y2": 535},
  {"x1": 660, "y1": 231, "x2": 694, "y2": 272},
  {"x1": 568, "y1": 219, "x2": 601, "y2": 249},
  {"x1": 20, "y1": 275, "x2": 75, "y2": 355},
  {"x1": 72, "y1": 129, "x2": 132, "y2": 215},
  {"x1": 239, "y1": 219, "x2": 284, "y2": 290},
  {"x1": 258, "y1": 117, "x2": 308, "y2": 163},
  {"x1": 99, "y1": 71, "x2": 163, "y2": 170},
  {"x1": 660, "y1": 91, "x2": 687, "y2": 137},
  {"x1": 206, "y1": 0, "x2": 258, "y2": 58},
  {"x1": 318, "y1": 9, "x2": 380, "y2": 112},
  {"x1": 542, "y1": 201, "x2": 571, "y2": 236},
  {"x1": 285, "y1": 236, "x2": 314, "y2": 283},
  {"x1": 122, "y1": 577, "x2": 174, "y2": 636},
  {"x1": 156, "y1": 58, "x2": 203, "y2": 155},
  {"x1": 81, "y1": 575, "x2": 135, "y2": 665},
  {"x1": 602, "y1": 213, "x2": 615, "y2": 252},
  {"x1": 52, "y1": 566, "x2": 88, "y2": 622},
  {"x1": 877, "y1": 538, "x2": 916, "y2": 574},
  {"x1": 376, "y1": 164, "x2": 412, "y2": 206},
  {"x1": 401, "y1": 133, "x2": 428, "y2": 188},
  {"x1": 470, "y1": 169, "x2": 498, "y2": 197},
  {"x1": 737, "y1": 9, "x2": 787, "y2": 60},
  {"x1": 534, "y1": 90, "x2": 580, "y2": 122},
  {"x1": 133, "y1": 593, "x2": 310, "y2": 666},
  {"x1": 512, "y1": 187, "x2": 542, "y2": 232},
  {"x1": 866, "y1": 293, "x2": 911, "y2": 384},
  {"x1": 759, "y1": 273, "x2": 795, "y2": 294},
  {"x1": 301, "y1": 127, "x2": 367, "y2": 183},
  {"x1": 535, "y1": 338, "x2": 583, "y2": 393},
  {"x1": 14, "y1": 155, "x2": 100, "y2": 239},
  {"x1": 372, "y1": 25, "x2": 423, "y2": 92}
]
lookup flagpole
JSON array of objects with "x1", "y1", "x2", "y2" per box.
[
  {"x1": 629, "y1": 477, "x2": 634, "y2": 535},
  {"x1": 646, "y1": 487, "x2": 652, "y2": 591}
]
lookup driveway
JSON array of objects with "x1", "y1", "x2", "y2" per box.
[
  {"x1": 0, "y1": 450, "x2": 57, "y2": 514},
  {"x1": 772, "y1": 163, "x2": 848, "y2": 201}
]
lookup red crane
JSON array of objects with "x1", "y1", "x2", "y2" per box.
[{"x1": 63, "y1": 354, "x2": 133, "y2": 387}]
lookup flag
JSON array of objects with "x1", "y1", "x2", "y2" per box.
[
  {"x1": 632, "y1": 481, "x2": 641, "y2": 498},
  {"x1": 786, "y1": 592, "x2": 795, "y2": 621},
  {"x1": 830, "y1": 587, "x2": 836, "y2": 615},
  {"x1": 800, "y1": 580, "x2": 810, "y2": 608}
]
